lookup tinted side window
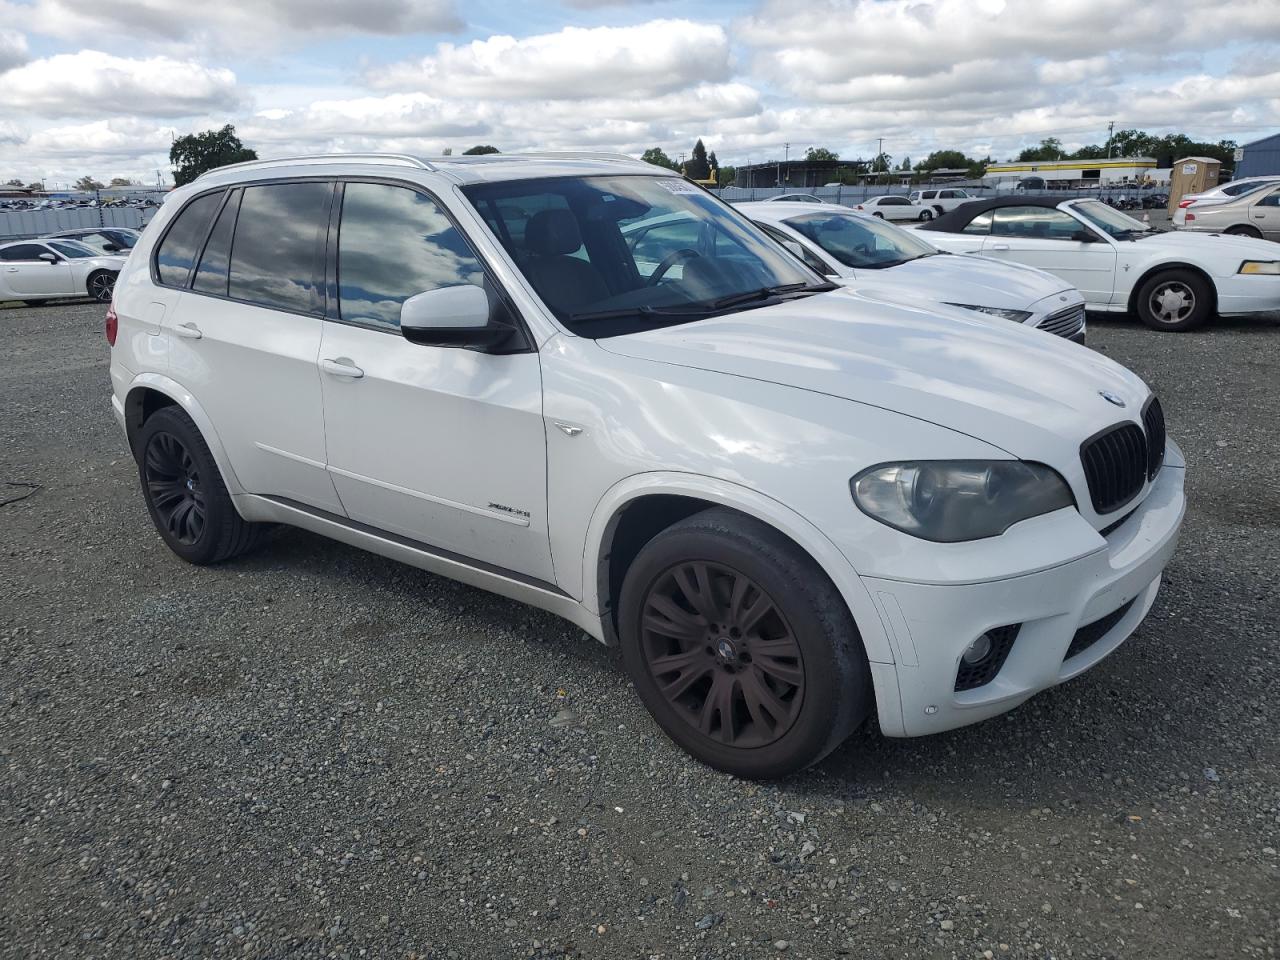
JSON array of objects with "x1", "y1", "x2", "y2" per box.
[
  {"x1": 992, "y1": 206, "x2": 1080, "y2": 239},
  {"x1": 1, "y1": 243, "x2": 50, "y2": 261},
  {"x1": 229, "y1": 182, "x2": 330, "y2": 314},
  {"x1": 156, "y1": 192, "x2": 221, "y2": 286},
  {"x1": 1257, "y1": 189, "x2": 1280, "y2": 208},
  {"x1": 193, "y1": 191, "x2": 239, "y2": 296},
  {"x1": 337, "y1": 182, "x2": 486, "y2": 331}
]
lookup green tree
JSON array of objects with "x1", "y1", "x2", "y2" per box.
[
  {"x1": 640, "y1": 147, "x2": 680, "y2": 171},
  {"x1": 685, "y1": 139, "x2": 711, "y2": 180},
  {"x1": 916, "y1": 149, "x2": 972, "y2": 171},
  {"x1": 170, "y1": 124, "x2": 257, "y2": 186},
  {"x1": 898, "y1": 156, "x2": 912, "y2": 171},
  {"x1": 869, "y1": 152, "x2": 892, "y2": 173},
  {"x1": 805, "y1": 146, "x2": 839, "y2": 161},
  {"x1": 75, "y1": 176, "x2": 105, "y2": 191},
  {"x1": 25, "y1": 181, "x2": 42, "y2": 191},
  {"x1": 109, "y1": 177, "x2": 138, "y2": 187},
  {"x1": 1016, "y1": 137, "x2": 1063, "y2": 162},
  {"x1": 707, "y1": 150, "x2": 719, "y2": 173},
  {"x1": 715, "y1": 165, "x2": 736, "y2": 188},
  {"x1": 4, "y1": 178, "x2": 22, "y2": 187},
  {"x1": 462, "y1": 144, "x2": 499, "y2": 155}
]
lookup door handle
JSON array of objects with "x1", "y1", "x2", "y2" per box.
[
  {"x1": 320, "y1": 357, "x2": 364, "y2": 379},
  {"x1": 989, "y1": 243, "x2": 1010, "y2": 251},
  {"x1": 174, "y1": 322, "x2": 202, "y2": 340},
  {"x1": 4, "y1": 267, "x2": 17, "y2": 272},
  {"x1": 1254, "y1": 214, "x2": 1266, "y2": 219}
]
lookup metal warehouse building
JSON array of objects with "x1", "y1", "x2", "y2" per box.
[
  {"x1": 1234, "y1": 133, "x2": 1280, "y2": 178},
  {"x1": 984, "y1": 157, "x2": 1157, "y2": 186}
]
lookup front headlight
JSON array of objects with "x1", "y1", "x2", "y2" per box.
[
  {"x1": 944, "y1": 303, "x2": 1034, "y2": 323},
  {"x1": 1239, "y1": 261, "x2": 1280, "y2": 275},
  {"x1": 851, "y1": 460, "x2": 1074, "y2": 542}
]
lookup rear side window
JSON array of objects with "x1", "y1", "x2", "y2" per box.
[
  {"x1": 337, "y1": 182, "x2": 485, "y2": 330},
  {"x1": 193, "y1": 191, "x2": 239, "y2": 296},
  {"x1": 155, "y1": 192, "x2": 221, "y2": 286},
  {"x1": 229, "y1": 182, "x2": 330, "y2": 314},
  {"x1": 962, "y1": 210, "x2": 994, "y2": 235}
]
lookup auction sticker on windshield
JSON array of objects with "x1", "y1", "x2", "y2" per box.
[{"x1": 656, "y1": 179, "x2": 700, "y2": 194}]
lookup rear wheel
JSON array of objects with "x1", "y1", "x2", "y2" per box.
[
  {"x1": 872, "y1": 212, "x2": 884, "y2": 219},
  {"x1": 135, "y1": 406, "x2": 264, "y2": 565},
  {"x1": 1135, "y1": 269, "x2": 1212, "y2": 332},
  {"x1": 1224, "y1": 224, "x2": 1263, "y2": 239},
  {"x1": 618, "y1": 508, "x2": 871, "y2": 779},
  {"x1": 918, "y1": 208, "x2": 934, "y2": 221},
  {"x1": 87, "y1": 270, "x2": 115, "y2": 302}
]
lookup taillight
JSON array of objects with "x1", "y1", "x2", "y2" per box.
[
  {"x1": 1185, "y1": 213, "x2": 1195, "y2": 222},
  {"x1": 1177, "y1": 199, "x2": 1195, "y2": 208},
  {"x1": 105, "y1": 303, "x2": 118, "y2": 346}
]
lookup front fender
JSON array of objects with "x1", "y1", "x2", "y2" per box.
[
  {"x1": 580, "y1": 470, "x2": 895, "y2": 667},
  {"x1": 124, "y1": 372, "x2": 245, "y2": 496}
]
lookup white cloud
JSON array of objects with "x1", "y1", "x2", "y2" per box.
[
  {"x1": 0, "y1": 28, "x2": 27, "y2": 71},
  {"x1": 0, "y1": 51, "x2": 240, "y2": 118},
  {"x1": 0, "y1": 0, "x2": 462, "y2": 48},
  {"x1": 368, "y1": 19, "x2": 731, "y2": 99}
]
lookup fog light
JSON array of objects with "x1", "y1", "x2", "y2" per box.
[{"x1": 962, "y1": 634, "x2": 993, "y2": 665}]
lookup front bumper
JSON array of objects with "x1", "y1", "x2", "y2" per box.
[
  {"x1": 864, "y1": 450, "x2": 1185, "y2": 737},
  {"x1": 1212, "y1": 273, "x2": 1280, "y2": 317}
]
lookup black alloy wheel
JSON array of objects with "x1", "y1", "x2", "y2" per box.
[
  {"x1": 88, "y1": 270, "x2": 116, "y2": 302},
  {"x1": 639, "y1": 560, "x2": 804, "y2": 748},
  {"x1": 143, "y1": 430, "x2": 206, "y2": 545}
]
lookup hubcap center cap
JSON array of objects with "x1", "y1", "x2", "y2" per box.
[{"x1": 716, "y1": 638, "x2": 737, "y2": 661}]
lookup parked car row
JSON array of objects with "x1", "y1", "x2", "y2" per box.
[
  {"x1": 1172, "y1": 176, "x2": 1280, "y2": 241},
  {"x1": 107, "y1": 152, "x2": 1187, "y2": 778}
]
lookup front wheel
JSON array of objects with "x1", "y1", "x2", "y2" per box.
[
  {"x1": 1135, "y1": 269, "x2": 1212, "y2": 332},
  {"x1": 135, "y1": 406, "x2": 265, "y2": 565},
  {"x1": 618, "y1": 508, "x2": 871, "y2": 779},
  {"x1": 87, "y1": 270, "x2": 116, "y2": 302},
  {"x1": 872, "y1": 211, "x2": 884, "y2": 219}
]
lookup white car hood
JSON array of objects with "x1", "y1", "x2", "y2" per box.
[
  {"x1": 1136, "y1": 229, "x2": 1279, "y2": 260},
  {"x1": 599, "y1": 287, "x2": 1150, "y2": 461},
  {"x1": 851, "y1": 252, "x2": 1073, "y2": 308}
]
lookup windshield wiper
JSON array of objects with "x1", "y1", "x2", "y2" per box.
[
  {"x1": 708, "y1": 281, "x2": 836, "y2": 310},
  {"x1": 569, "y1": 304, "x2": 712, "y2": 323}
]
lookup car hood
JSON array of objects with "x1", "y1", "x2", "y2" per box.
[
  {"x1": 849, "y1": 252, "x2": 1073, "y2": 308},
  {"x1": 598, "y1": 287, "x2": 1150, "y2": 462},
  {"x1": 1135, "y1": 229, "x2": 1279, "y2": 258}
]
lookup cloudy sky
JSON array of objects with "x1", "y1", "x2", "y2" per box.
[{"x1": 2, "y1": 0, "x2": 1278, "y2": 187}]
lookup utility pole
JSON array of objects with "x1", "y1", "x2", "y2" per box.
[{"x1": 1107, "y1": 120, "x2": 1115, "y2": 159}]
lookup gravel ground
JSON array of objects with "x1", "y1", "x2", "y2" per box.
[{"x1": 1, "y1": 299, "x2": 1278, "y2": 960}]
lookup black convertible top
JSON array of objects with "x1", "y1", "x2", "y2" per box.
[{"x1": 918, "y1": 195, "x2": 1070, "y2": 233}]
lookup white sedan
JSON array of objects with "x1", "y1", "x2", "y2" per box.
[
  {"x1": 917, "y1": 197, "x2": 1280, "y2": 331},
  {"x1": 854, "y1": 194, "x2": 934, "y2": 222},
  {"x1": 739, "y1": 201, "x2": 1087, "y2": 341},
  {"x1": 0, "y1": 238, "x2": 125, "y2": 303}
]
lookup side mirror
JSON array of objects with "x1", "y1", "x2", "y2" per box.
[
  {"x1": 1071, "y1": 230, "x2": 1100, "y2": 243},
  {"x1": 38, "y1": 252, "x2": 58, "y2": 263},
  {"x1": 400, "y1": 285, "x2": 510, "y2": 350}
]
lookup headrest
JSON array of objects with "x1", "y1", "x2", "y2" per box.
[{"x1": 525, "y1": 209, "x2": 583, "y2": 256}]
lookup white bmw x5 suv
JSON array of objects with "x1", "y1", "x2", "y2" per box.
[{"x1": 108, "y1": 152, "x2": 1185, "y2": 778}]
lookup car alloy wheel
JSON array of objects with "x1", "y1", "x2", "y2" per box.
[
  {"x1": 143, "y1": 431, "x2": 207, "y2": 545},
  {"x1": 89, "y1": 272, "x2": 115, "y2": 302},
  {"x1": 919, "y1": 209, "x2": 933, "y2": 221},
  {"x1": 1148, "y1": 280, "x2": 1195, "y2": 325},
  {"x1": 638, "y1": 560, "x2": 804, "y2": 748}
]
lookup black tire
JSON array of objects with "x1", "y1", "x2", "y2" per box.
[
  {"x1": 1224, "y1": 225, "x2": 1263, "y2": 239},
  {"x1": 918, "y1": 208, "x2": 934, "y2": 221},
  {"x1": 872, "y1": 211, "x2": 884, "y2": 219},
  {"x1": 87, "y1": 270, "x2": 116, "y2": 302},
  {"x1": 135, "y1": 406, "x2": 264, "y2": 565},
  {"x1": 1135, "y1": 269, "x2": 1213, "y2": 332},
  {"x1": 617, "y1": 508, "x2": 871, "y2": 779}
]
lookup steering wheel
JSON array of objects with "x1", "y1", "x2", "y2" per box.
[{"x1": 647, "y1": 248, "x2": 701, "y2": 285}]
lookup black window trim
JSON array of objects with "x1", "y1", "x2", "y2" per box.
[
  {"x1": 1, "y1": 241, "x2": 59, "y2": 262},
  {"x1": 191, "y1": 186, "x2": 242, "y2": 298},
  {"x1": 324, "y1": 174, "x2": 533, "y2": 352},
  {"x1": 150, "y1": 176, "x2": 336, "y2": 321}
]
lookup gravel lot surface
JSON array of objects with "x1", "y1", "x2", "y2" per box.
[{"x1": 2, "y1": 299, "x2": 1278, "y2": 960}]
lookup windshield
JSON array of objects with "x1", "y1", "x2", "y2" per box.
[
  {"x1": 47, "y1": 240, "x2": 99, "y2": 258},
  {"x1": 105, "y1": 230, "x2": 137, "y2": 248},
  {"x1": 463, "y1": 175, "x2": 826, "y2": 337},
  {"x1": 1071, "y1": 200, "x2": 1150, "y2": 237},
  {"x1": 783, "y1": 211, "x2": 938, "y2": 269}
]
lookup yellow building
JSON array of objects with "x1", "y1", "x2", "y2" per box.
[{"x1": 984, "y1": 157, "x2": 1157, "y2": 187}]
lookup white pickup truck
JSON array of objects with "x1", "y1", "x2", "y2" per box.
[{"x1": 909, "y1": 188, "x2": 976, "y2": 215}]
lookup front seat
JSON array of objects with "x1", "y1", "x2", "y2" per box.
[{"x1": 521, "y1": 209, "x2": 611, "y2": 314}]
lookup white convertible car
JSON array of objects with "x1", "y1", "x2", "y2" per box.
[
  {"x1": 738, "y1": 201, "x2": 1087, "y2": 341},
  {"x1": 916, "y1": 197, "x2": 1280, "y2": 331}
]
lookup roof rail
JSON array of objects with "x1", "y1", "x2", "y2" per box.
[
  {"x1": 496, "y1": 151, "x2": 646, "y2": 164},
  {"x1": 196, "y1": 153, "x2": 436, "y2": 180}
]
